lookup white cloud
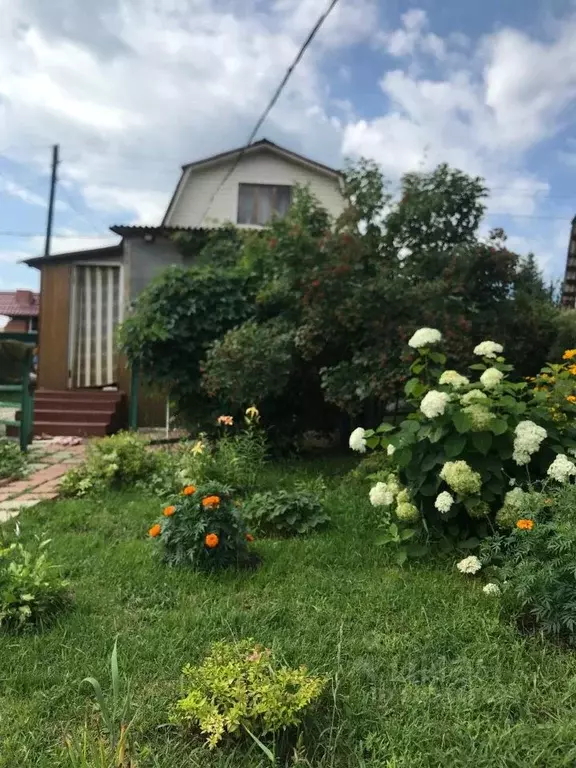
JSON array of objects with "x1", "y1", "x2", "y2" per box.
[{"x1": 343, "y1": 7, "x2": 576, "y2": 252}]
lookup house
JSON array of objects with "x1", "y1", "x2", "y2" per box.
[
  {"x1": 23, "y1": 139, "x2": 345, "y2": 436},
  {"x1": 561, "y1": 216, "x2": 576, "y2": 307},
  {"x1": 0, "y1": 290, "x2": 39, "y2": 333}
]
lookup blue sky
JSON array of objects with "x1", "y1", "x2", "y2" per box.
[{"x1": 1, "y1": 0, "x2": 575, "y2": 307}]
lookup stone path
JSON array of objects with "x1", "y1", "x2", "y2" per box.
[{"x1": 0, "y1": 441, "x2": 85, "y2": 522}]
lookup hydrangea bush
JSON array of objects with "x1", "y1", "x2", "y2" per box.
[{"x1": 351, "y1": 329, "x2": 576, "y2": 554}]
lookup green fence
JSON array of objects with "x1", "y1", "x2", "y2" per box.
[{"x1": 0, "y1": 332, "x2": 37, "y2": 452}]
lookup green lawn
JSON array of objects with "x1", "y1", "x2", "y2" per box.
[{"x1": 2, "y1": 457, "x2": 576, "y2": 767}]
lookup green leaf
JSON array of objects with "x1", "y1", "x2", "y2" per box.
[
  {"x1": 444, "y1": 434, "x2": 466, "y2": 458},
  {"x1": 375, "y1": 535, "x2": 393, "y2": 547},
  {"x1": 405, "y1": 378, "x2": 425, "y2": 398},
  {"x1": 400, "y1": 528, "x2": 416, "y2": 540},
  {"x1": 376, "y1": 423, "x2": 395, "y2": 433},
  {"x1": 365, "y1": 436, "x2": 379, "y2": 449},
  {"x1": 471, "y1": 431, "x2": 492, "y2": 455},
  {"x1": 469, "y1": 363, "x2": 487, "y2": 371},
  {"x1": 420, "y1": 480, "x2": 440, "y2": 496},
  {"x1": 395, "y1": 448, "x2": 413, "y2": 468},
  {"x1": 428, "y1": 351, "x2": 446, "y2": 364},
  {"x1": 400, "y1": 419, "x2": 421, "y2": 433},
  {"x1": 429, "y1": 426, "x2": 446, "y2": 443},
  {"x1": 421, "y1": 452, "x2": 441, "y2": 471},
  {"x1": 490, "y1": 418, "x2": 508, "y2": 435},
  {"x1": 389, "y1": 523, "x2": 398, "y2": 538},
  {"x1": 453, "y1": 411, "x2": 472, "y2": 434},
  {"x1": 395, "y1": 549, "x2": 408, "y2": 566},
  {"x1": 459, "y1": 537, "x2": 480, "y2": 550}
]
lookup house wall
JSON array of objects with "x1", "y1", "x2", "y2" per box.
[
  {"x1": 4, "y1": 318, "x2": 29, "y2": 333},
  {"x1": 123, "y1": 235, "x2": 184, "y2": 301},
  {"x1": 166, "y1": 149, "x2": 345, "y2": 228},
  {"x1": 37, "y1": 263, "x2": 71, "y2": 390}
]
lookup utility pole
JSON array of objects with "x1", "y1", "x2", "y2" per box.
[{"x1": 44, "y1": 144, "x2": 59, "y2": 258}]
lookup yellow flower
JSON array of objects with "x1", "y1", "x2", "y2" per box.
[
  {"x1": 563, "y1": 349, "x2": 576, "y2": 360},
  {"x1": 245, "y1": 405, "x2": 260, "y2": 422},
  {"x1": 567, "y1": 395, "x2": 576, "y2": 404},
  {"x1": 191, "y1": 440, "x2": 204, "y2": 456},
  {"x1": 569, "y1": 365, "x2": 576, "y2": 376}
]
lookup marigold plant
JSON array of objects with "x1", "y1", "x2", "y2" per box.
[{"x1": 148, "y1": 483, "x2": 256, "y2": 570}]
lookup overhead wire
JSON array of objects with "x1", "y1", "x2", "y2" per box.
[{"x1": 198, "y1": 0, "x2": 341, "y2": 223}]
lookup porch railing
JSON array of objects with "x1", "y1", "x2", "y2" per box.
[{"x1": 0, "y1": 333, "x2": 37, "y2": 452}]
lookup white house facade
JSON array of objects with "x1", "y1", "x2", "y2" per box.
[{"x1": 163, "y1": 139, "x2": 346, "y2": 228}]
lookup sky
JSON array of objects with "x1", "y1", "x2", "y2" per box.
[{"x1": 0, "y1": 0, "x2": 575, "y2": 302}]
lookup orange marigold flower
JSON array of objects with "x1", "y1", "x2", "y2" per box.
[
  {"x1": 163, "y1": 505, "x2": 176, "y2": 517},
  {"x1": 563, "y1": 349, "x2": 576, "y2": 360},
  {"x1": 202, "y1": 495, "x2": 221, "y2": 508},
  {"x1": 246, "y1": 533, "x2": 255, "y2": 542},
  {"x1": 516, "y1": 518, "x2": 534, "y2": 531},
  {"x1": 183, "y1": 485, "x2": 196, "y2": 496},
  {"x1": 205, "y1": 533, "x2": 219, "y2": 548},
  {"x1": 149, "y1": 523, "x2": 162, "y2": 538},
  {"x1": 567, "y1": 395, "x2": 576, "y2": 404},
  {"x1": 569, "y1": 365, "x2": 576, "y2": 376}
]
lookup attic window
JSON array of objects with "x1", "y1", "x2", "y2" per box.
[{"x1": 237, "y1": 184, "x2": 292, "y2": 225}]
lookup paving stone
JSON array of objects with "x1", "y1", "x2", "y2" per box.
[
  {"x1": 50, "y1": 450, "x2": 74, "y2": 461},
  {"x1": 26, "y1": 492, "x2": 58, "y2": 502},
  {"x1": 1, "y1": 481, "x2": 34, "y2": 494},
  {"x1": 0, "y1": 499, "x2": 40, "y2": 512},
  {"x1": 0, "y1": 509, "x2": 20, "y2": 523}
]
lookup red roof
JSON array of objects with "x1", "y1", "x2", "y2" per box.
[{"x1": 0, "y1": 290, "x2": 40, "y2": 317}]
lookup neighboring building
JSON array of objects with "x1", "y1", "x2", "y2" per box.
[
  {"x1": 561, "y1": 216, "x2": 576, "y2": 307},
  {"x1": 23, "y1": 139, "x2": 345, "y2": 435},
  {"x1": 0, "y1": 290, "x2": 39, "y2": 333}
]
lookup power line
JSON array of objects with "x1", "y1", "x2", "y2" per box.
[{"x1": 199, "y1": 0, "x2": 340, "y2": 223}]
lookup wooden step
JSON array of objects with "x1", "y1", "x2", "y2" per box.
[
  {"x1": 21, "y1": 409, "x2": 116, "y2": 424},
  {"x1": 33, "y1": 397, "x2": 119, "y2": 411},
  {"x1": 35, "y1": 389, "x2": 122, "y2": 402}
]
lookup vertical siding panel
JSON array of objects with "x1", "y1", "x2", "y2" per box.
[{"x1": 37, "y1": 264, "x2": 71, "y2": 390}]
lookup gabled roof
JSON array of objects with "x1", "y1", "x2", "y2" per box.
[
  {"x1": 162, "y1": 138, "x2": 341, "y2": 226},
  {"x1": 0, "y1": 291, "x2": 40, "y2": 317},
  {"x1": 110, "y1": 225, "x2": 208, "y2": 237},
  {"x1": 181, "y1": 138, "x2": 341, "y2": 177}
]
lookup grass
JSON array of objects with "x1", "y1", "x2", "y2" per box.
[{"x1": 2, "y1": 456, "x2": 576, "y2": 766}]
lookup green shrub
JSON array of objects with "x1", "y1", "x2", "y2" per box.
[
  {"x1": 171, "y1": 639, "x2": 326, "y2": 749},
  {"x1": 0, "y1": 539, "x2": 70, "y2": 630},
  {"x1": 0, "y1": 438, "x2": 27, "y2": 480},
  {"x1": 481, "y1": 485, "x2": 576, "y2": 645},
  {"x1": 148, "y1": 482, "x2": 255, "y2": 570},
  {"x1": 177, "y1": 414, "x2": 268, "y2": 493},
  {"x1": 243, "y1": 488, "x2": 329, "y2": 536},
  {"x1": 59, "y1": 432, "x2": 164, "y2": 497},
  {"x1": 353, "y1": 329, "x2": 576, "y2": 554}
]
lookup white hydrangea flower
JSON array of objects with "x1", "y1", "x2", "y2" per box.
[
  {"x1": 369, "y1": 482, "x2": 395, "y2": 507},
  {"x1": 420, "y1": 390, "x2": 450, "y2": 418},
  {"x1": 504, "y1": 487, "x2": 525, "y2": 508},
  {"x1": 396, "y1": 502, "x2": 420, "y2": 522},
  {"x1": 349, "y1": 427, "x2": 367, "y2": 453},
  {"x1": 483, "y1": 583, "x2": 501, "y2": 596},
  {"x1": 434, "y1": 491, "x2": 454, "y2": 514},
  {"x1": 513, "y1": 420, "x2": 547, "y2": 465},
  {"x1": 387, "y1": 443, "x2": 396, "y2": 456},
  {"x1": 457, "y1": 555, "x2": 482, "y2": 574},
  {"x1": 480, "y1": 367, "x2": 504, "y2": 389},
  {"x1": 439, "y1": 370, "x2": 470, "y2": 389},
  {"x1": 408, "y1": 327, "x2": 442, "y2": 349},
  {"x1": 440, "y1": 461, "x2": 482, "y2": 495},
  {"x1": 460, "y1": 389, "x2": 489, "y2": 406},
  {"x1": 473, "y1": 341, "x2": 504, "y2": 358},
  {"x1": 463, "y1": 404, "x2": 493, "y2": 431},
  {"x1": 547, "y1": 454, "x2": 576, "y2": 483}
]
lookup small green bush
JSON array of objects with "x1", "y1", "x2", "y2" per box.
[
  {"x1": 59, "y1": 432, "x2": 164, "y2": 497},
  {"x1": 0, "y1": 539, "x2": 70, "y2": 630},
  {"x1": 172, "y1": 639, "x2": 326, "y2": 749},
  {"x1": 148, "y1": 482, "x2": 255, "y2": 570},
  {"x1": 243, "y1": 488, "x2": 329, "y2": 536},
  {"x1": 0, "y1": 438, "x2": 27, "y2": 480},
  {"x1": 481, "y1": 486, "x2": 576, "y2": 645}
]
